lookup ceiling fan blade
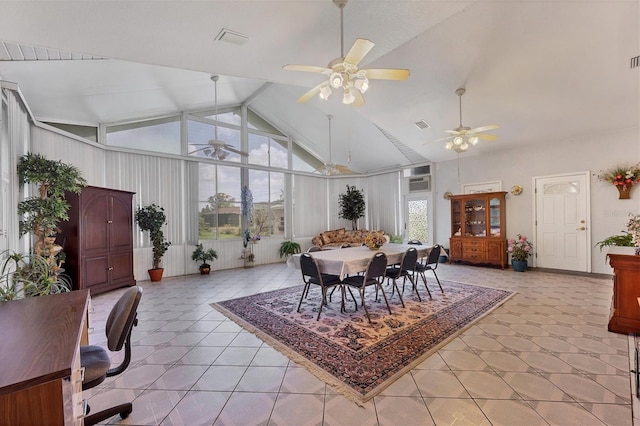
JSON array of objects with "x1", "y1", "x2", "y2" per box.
[
  {"x1": 296, "y1": 82, "x2": 327, "y2": 103},
  {"x1": 224, "y1": 145, "x2": 249, "y2": 157},
  {"x1": 428, "y1": 135, "x2": 455, "y2": 144},
  {"x1": 344, "y1": 38, "x2": 375, "y2": 66},
  {"x1": 476, "y1": 133, "x2": 498, "y2": 141},
  {"x1": 334, "y1": 164, "x2": 354, "y2": 174},
  {"x1": 352, "y1": 89, "x2": 365, "y2": 107},
  {"x1": 468, "y1": 124, "x2": 499, "y2": 133},
  {"x1": 444, "y1": 129, "x2": 463, "y2": 135},
  {"x1": 363, "y1": 68, "x2": 410, "y2": 80},
  {"x1": 283, "y1": 64, "x2": 330, "y2": 74},
  {"x1": 188, "y1": 146, "x2": 208, "y2": 155}
]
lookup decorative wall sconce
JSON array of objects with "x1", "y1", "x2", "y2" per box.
[
  {"x1": 510, "y1": 185, "x2": 523, "y2": 196},
  {"x1": 443, "y1": 191, "x2": 453, "y2": 200}
]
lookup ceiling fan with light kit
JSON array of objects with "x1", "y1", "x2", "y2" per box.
[
  {"x1": 433, "y1": 88, "x2": 499, "y2": 153},
  {"x1": 283, "y1": 0, "x2": 409, "y2": 106},
  {"x1": 317, "y1": 115, "x2": 354, "y2": 175},
  {"x1": 189, "y1": 75, "x2": 249, "y2": 160}
]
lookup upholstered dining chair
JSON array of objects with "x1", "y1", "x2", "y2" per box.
[
  {"x1": 81, "y1": 285, "x2": 143, "y2": 425},
  {"x1": 415, "y1": 244, "x2": 445, "y2": 294},
  {"x1": 407, "y1": 240, "x2": 422, "y2": 245},
  {"x1": 385, "y1": 247, "x2": 421, "y2": 305},
  {"x1": 298, "y1": 253, "x2": 344, "y2": 320},
  {"x1": 343, "y1": 252, "x2": 391, "y2": 323}
]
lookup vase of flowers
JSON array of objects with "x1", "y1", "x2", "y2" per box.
[
  {"x1": 365, "y1": 232, "x2": 385, "y2": 250},
  {"x1": 507, "y1": 234, "x2": 533, "y2": 272},
  {"x1": 596, "y1": 164, "x2": 640, "y2": 199}
]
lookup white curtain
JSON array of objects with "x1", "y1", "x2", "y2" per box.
[
  {"x1": 366, "y1": 172, "x2": 401, "y2": 235},
  {"x1": 292, "y1": 174, "x2": 328, "y2": 237}
]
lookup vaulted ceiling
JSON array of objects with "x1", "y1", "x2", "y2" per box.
[{"x1": 0, "y1": 1, "x2": 638, "y2": 173}]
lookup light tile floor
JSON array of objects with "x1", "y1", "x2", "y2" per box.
[{"x1": 86, "y1": 262, "x2": 635, "y2": 425}]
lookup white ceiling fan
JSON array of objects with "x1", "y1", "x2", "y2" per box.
[
  {"x1": 283, "y1": 0, "x2": 409, "y2": 106},
  {"x1": 189, "y1": 75, "x2": 249, "y2": 160},
  {"x1": 317, "y1": 115, "x2": 354, "y2": 175},
  {"x1": 433, "y1": 88, "x2": 499, "y2": 153}
]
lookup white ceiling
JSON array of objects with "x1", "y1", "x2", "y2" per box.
[{"x1": 0, "y1": 0, "x2": 638, "y2": 172}]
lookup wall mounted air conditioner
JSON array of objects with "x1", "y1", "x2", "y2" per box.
[{"x1": 408, "y1": 175, "x2": 431, "y2": 192}]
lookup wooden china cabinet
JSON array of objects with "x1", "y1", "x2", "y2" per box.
[
  {"x1": 449, "y1": 191, "x2": 507, "y2": 268},
  {"x1": 58, "y1": 186, "x2": 136, "y2": 295}
]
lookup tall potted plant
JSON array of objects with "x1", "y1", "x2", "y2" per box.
[
  {"x1": 17, "y1": 152, "x2": 86, "y2": 278},
  {"x1": 338, "y1": 185, "x2": 366, "y2": 230},
  {"x1": 135, "y1": 203, "x2": 171, "y2": 281}
]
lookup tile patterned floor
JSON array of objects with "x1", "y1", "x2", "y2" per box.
[{"x1": 85, "y1": 262, "x2": 635, "y2": 425}]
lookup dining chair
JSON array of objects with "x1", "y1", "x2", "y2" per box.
[
  {"x1": 342, "y1": 252, "x2": 391, "y2": 323},
  {"x1": 385, "y1": 247, "x2": 421, "y2": 305},
  {"x1": 407, "y1": 240, "x2": 422, "y2": 245},
  {"x1": 80, "y1": 286, "x2": 143, "y2": 425},
  {"x1": 415, "y1": 244, "x2": 445, "y2": 294},
  {"x1": 297, "y1": 253, "x2": 344, "y2": 320}
]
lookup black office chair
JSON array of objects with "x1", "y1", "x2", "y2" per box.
[
  {"x1": 415, "y1": 244, "x2": 445, "y2": 294},
  {"x1": 343, "y1": 252, "x2": 391, "y2": 323},
  {"x1": 81, "y1": 286, "x2": 143, "y2": 425},
  {"x1": 297, "y1": 253, "x2": 344, "y2": 320}
]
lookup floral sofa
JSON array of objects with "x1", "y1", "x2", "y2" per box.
[{"x1": 310, "y1": 228, "x2": 386, "y2": 249}]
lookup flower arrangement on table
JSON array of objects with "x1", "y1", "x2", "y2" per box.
[
  {"x1": 596, "y1": 164, "x2": 640, "y2": 192},
  {"x1": 364, "y1": 232, "x2": 385, "y2": 250},
  {"x1": 507, "y1": 234, "x2": 533, "y2": 261}
]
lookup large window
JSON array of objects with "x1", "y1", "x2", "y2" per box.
[
  {"x1": 188, "y1": 117, "x2": 242, "y2": 162},
  {"x1": 248, "y1": 133, "x2": 288, "y2": 168},
  {"x1": 106, "y1": 116, "x2": 181, "y2": 154},
  {"x1": 248, "y1": 170, "x2": 285, "y2": 237},
  {"x1": 198, "y1": 164, "x2": 242, "y2": 240}
]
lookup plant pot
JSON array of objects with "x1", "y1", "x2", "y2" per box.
[
  {"x1": 148, "y1": 268, "x2": 164, "y2": 281},
  {"x1": 511, "y1": 260, "x2": 527, "y2": 272},
  {"x1": 199, "y1": 265, "x2": 211, "y2": 275}
]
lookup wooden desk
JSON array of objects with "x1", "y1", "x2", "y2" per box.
[
  {"x1": 0, "y1": 290, "x2": 89, "y2": 425},
  {"x1": 607, "y1": 247, "x2": 640, "y2": 334}
]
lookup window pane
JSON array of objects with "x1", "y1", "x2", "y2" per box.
[
  {"x1": 196, "y1": 109, "x2": 241, "y2": 126},
  {"x1": 198, "y1": 164, "x2": 217, "y2": 240},
  {"x1": 248, "y1": 133, "x2": 269, "y2": 167},
  {"x1": 407, "y1": 199, "x2": 428, "y2": 242},
  {"x1": 197, "y1": 164, "x2": 242, "y2": 240},
  {"x1": 106, "y1": 116, "x2": 180, "y2": 154},
  {"x1": 188, "y1": 119, "x2": 241, "y2": 162},
  {"x1": 271, "y1": 172, "x2": 285, "y2": 236}
]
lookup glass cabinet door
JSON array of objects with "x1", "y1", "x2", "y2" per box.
[
  {"x1": 464, "y1": 198, "x2": 486, "y2": 237},
  {"x1": 489, "y1": 196, "x2": 501, "y2": 237},
  {"x1": 451, "y1": 199, "x2": 462, "y2": 236}
]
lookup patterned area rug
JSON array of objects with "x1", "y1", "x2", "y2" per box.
[{"x1": 212, "y1": 280, "x2": 514, "y2": 403}]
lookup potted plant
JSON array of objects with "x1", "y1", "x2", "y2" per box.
[
  {"x1": 338, "y1": 185, "x2": 366, "y2": 230},
  {"x1": 17, "y1": 153, "x2": 86, "y2": 276},
  {"x1": 507, "y1": 234, "x2": 533, "y2": 272},
  {"x1": 279, "y1": 240, "x2": 301, "y2": 259},
  {"x1": 0, "y1": 250, "x2": 71, "y2": 301},
  {"x1": 192, "y1": 243, "x2": 218, "y2": 274},
  {"x1": 135, "y1": 203, "x2": 171, "y2": 281}
]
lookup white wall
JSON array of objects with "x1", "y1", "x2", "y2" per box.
[{"x1": 433, "y1": 127, "x2": 640, "y2": 274}]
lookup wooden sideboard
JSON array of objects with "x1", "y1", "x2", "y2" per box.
[
  {"x1": 0, "y1": 290, "x2": 89, "y2": 425},
  {"x1": 607, "y1": 247, "x2": 640, "y2": 334}
]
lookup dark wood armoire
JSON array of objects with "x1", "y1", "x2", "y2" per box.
[{"x1": 59, "y1": 186, "x2": 136, "y2": 295}]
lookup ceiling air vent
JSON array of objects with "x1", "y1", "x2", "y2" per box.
[
  {"x1": 414, "y1": 120, "x2": 430, "y2": 130},
  {"x1": 631, "y1": 55, "x2": 640, "y2": 69},
  {"x1": 215, "y1": 28, "x2": 249, "y2": 46}
]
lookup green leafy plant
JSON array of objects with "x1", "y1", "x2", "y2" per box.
[
  {"x1": 595, "y1": 232, "x2": 634, "y2": 251},
  {"x1": 389, "y1": 234, "x2": 404, "y2": 243},
  {"x1": 191, "y1": 243, "x2": 218, "y2": 268},
  {"x1": 338, "y1": 185, "x2": 366, "y2": 230},
  {"x1": 17, "y1": 152, "x2": 86, "y2": 273},
  {"x1": 0, "y1": 250, "x2": 71, "y2": 301},
  {"x1": 279, "y1": 240, "x2": 301, "y2": 258},
  {"x1": 135, "y1": 203, "x2": 171, "y2": 269}
]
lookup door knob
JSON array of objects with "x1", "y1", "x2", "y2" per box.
[{"x1": 577, "y1": 226, "x2": 586, "y2": 231}]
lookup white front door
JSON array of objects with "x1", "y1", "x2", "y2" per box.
[{"x1": 534, "y1": 172, "x2": 590, "y2": 272}]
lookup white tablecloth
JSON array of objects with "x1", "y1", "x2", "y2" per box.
[{"x1": 287, "y1": 243, "x2": 442, "y2": 280}]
